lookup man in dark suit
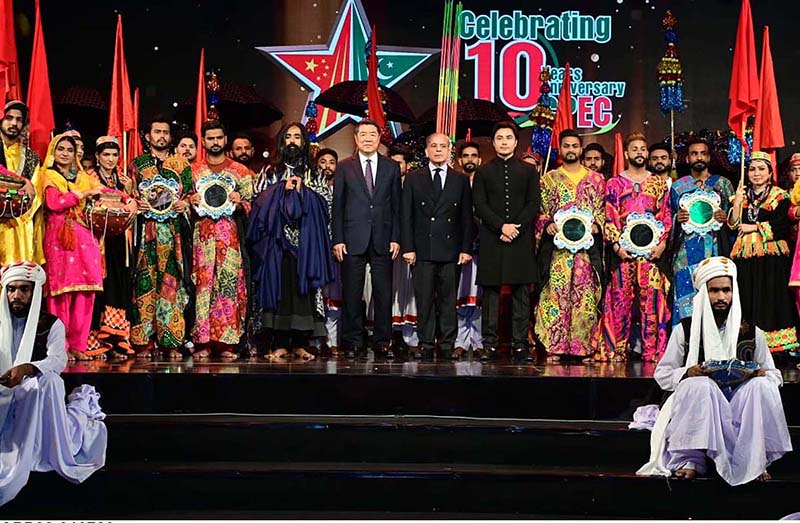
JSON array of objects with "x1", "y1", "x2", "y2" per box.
[
  {"x1": 401, "y1": 133, "x2": 473, "y2": 361},
  {"x1": 473, "y1": 120, "x2": 540, "y2": 362},
  {"x1": 332, "y1": 119, "x2": 402, "y2": 359}
]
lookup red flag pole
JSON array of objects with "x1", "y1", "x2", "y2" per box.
[
  {"x1": 25, "y1": 0, "x2": 54, "y2": 160},
  {"x1": 194, "y1": 48, "x2": 207, "y2": 165}
]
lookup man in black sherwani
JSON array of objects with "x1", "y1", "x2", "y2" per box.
[{"x1": 472, "y1": 121, "x2": 540, "y2": 362}]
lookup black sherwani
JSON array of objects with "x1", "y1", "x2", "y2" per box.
[{"x1": 472, "y1": 156, "x2": 540, "y2": 350}]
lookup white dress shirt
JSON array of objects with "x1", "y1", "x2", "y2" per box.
[
  {"x1": 428, "y1": 162, "x2": 447, "y2": 190},
  {"x1": 358, "y1": 152, "x2": 378, "y2": 186}
]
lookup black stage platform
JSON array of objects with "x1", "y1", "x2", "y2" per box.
[{"x1": 5, "y1": 355, "x2": 800, "y2": 519}]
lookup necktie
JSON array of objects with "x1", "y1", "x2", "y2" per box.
[
  {"x1": 432, "y1": 168, "x2": 443, "y2": 202},
  {"x1": 365, "y1": 158, "x2": 374, "y2": 196}
]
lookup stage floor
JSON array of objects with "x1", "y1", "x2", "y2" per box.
[{"x1": 61, "y1": 353, "x2": 800, "y2": 383}]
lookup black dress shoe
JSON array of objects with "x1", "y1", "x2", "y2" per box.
[
  {"x1": 344, "y1": 348, "x2": 356, "y2": 359},
  {"x1": 480, "y1": 347, "x2": 497, "y2": 362},
  {"x1": 373, "y1": 345, "x2": 390, "y2": 360},
  {"x1": 420, "y1": 347, "x2": 434, "y2": 361},
  {"x1": 512, "y1": 346, "x2": 530, "y2": 363}
]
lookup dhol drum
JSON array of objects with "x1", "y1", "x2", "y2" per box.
[
  {"x1": 84, "y1": 190, "x2": 134, "y2": 238},
  {"x1": 0, "y1": 171, "x2": 32, "y2": 219}
]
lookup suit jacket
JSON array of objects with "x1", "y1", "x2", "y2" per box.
[
  {"x1": 401, "y1": 166, "x2": 473, "y2": 263},
  {"x1": 473, "y1": 156, "x2": 540, "y2": 285},
  {"x1": 332, "y1": 154, "x2": 401, "y2": 256}
]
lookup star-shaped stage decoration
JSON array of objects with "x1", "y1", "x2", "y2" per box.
[{"x1": 257, "y1": 0, "x2": 439, "y2": 138}]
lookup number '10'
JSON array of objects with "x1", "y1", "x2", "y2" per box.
[{"x1": 465, "y1": 40, "x2": 546, "y2": 112}]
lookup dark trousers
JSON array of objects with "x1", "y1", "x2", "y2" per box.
[
  {"x1": 341, "y1": 240, "x2": 393, "y2": 349},
  {"x1": 412, "y1": 260, "x2": 458, "y2": 353},
  {"x1": 482, "y1": 284, "x2": 530, "y2": 349}
]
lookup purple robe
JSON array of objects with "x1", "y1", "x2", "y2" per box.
[{"x1": 247, "y1": 183, "x2": 334, "y2": 312}]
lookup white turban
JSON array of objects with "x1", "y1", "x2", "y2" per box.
[
  {"x1": 687, "y1": 256, "x2": 741, "y2": 366},
  {"x1": 0, "y1": 261, "x2": 47, "y2": 374}
]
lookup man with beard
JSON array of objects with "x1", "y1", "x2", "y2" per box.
[
  {"x1": 598, "y1": 133, "x2": 672, "y2": 363},
  {"x1": 455, "y1": 141, "x2": 482, "y2": 358},
  {"x1": 0, "y1": 262, "x2": 107, "y2": 506},
  {"x1": 535, "y1": 129, "x2": 605, "y2": 363},
  {"x1": 188, "y1": 120, "x2": 253, "y2": 361},
  {"x1": 130, "y1": 116, "x2": 194, "y2": 360},
  {"x1": 333, "y1": 119, "x2": 402, "y2": 360},
  {"x1": 638, "y1": 257, "x2": 791, "y2": 485},
  {"x1": 255, "y1": 123, "x2": 309, "y2": 194},
  {"x1": 229, "y1": 133, "x2": 256, "y2": 167},
  {"x1": 174, "y1": 131, "x2": 198, "y2": 164},
  {"x1": 401, "y1": 133, "x2": 473, "y2": 361},
  {"x1": 0, "y1": 101, "x2": 40, "y2": 266},
  {"x1": 316, "y1": 148, "x2": 337, "y2": 188},
  {"x1": 669, "y1": 138, "x2": 734, "y2": 324},
  {"x1": 648, "y1": 142, "x2": 673, "y2": 189},
  {"x1": 582, "y1": 143, "x2": 607, "y2": 178},
  {"x1": 249, "y1": 122, "x2": 332, "y2": 361},
  {"x1": 473, "y1": 121, "x2": 539, "y2": 362}
]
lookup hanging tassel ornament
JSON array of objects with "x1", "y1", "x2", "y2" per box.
[
  {"x1": 206, "y1": 71, "x2": 220, "y2": 121},
  {"x1": 305, "y1": 100, "x2": 320, "y2": 158},
  {"x1": 529, "y1": 66, "x2": 556, "y2": 158},
  {"x1": 657, "y1": 11, "x2": 685, "y2": 113}
]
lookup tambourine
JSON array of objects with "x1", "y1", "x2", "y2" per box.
[
  {"x1": 84, "y1": 190, "x2": 133, "y2": 238},
  {"x1": 139, "y1": 175, "x2": 180, "y2": 222},
  {"x1": 702, "y1": 359, "x2": 760, "y2": 388},
  {"x1": 619, "y1": 212, "x2": 665, "y2": 258},
  {"x1": 553, "y1": 207, "x2": 595, "y2": 253},
  {"x1": 194, "y1": 173, "x2": 236, "y2": 219},
  {"x1": 679, "y1": 190, "x2": 722, "y2": 236},
  {"x1": 0, "y1": 173, "x2": 31, "y2": 219}
]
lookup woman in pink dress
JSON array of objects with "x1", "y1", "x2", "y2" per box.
[{"x1": 39, "y1": 134, "x2": 104, "y2": 361}]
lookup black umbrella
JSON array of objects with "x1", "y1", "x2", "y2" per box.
[
  {"x1": 175, "y1": 81, "x2": 283, "y2": 131},
  {"x1": 53, "y1": 87, "x2": 108, "y2": 137},
  {"x1": 314, "y1": 80, "x2": 415, "y2": 123},
  {"x1": 415, "y1": 98, "x2": 510, "y2": 139}
]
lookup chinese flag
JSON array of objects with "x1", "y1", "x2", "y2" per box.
[
  {"x1": 0, "y1": 0, "x2": 21, "y2": 101},
  {"x1": 25, "y1": 0, "x2": 54, "y2": 160},
  {"x1": 366, "y1": 25, "x2": 387, "y2": 130},
  {"x1": 753, "y1": 26, "x2": 784, "y2": 179},
  {"x1": 108, "y1": 14, "x2": 134, "y2": 143},
  {"x1": 612, "y1": 132, "x2": 625, "y2": 177},
  {"x1": 550, "y1": 62, "x2": 573, "y2": 150},
  {"x1": 194, "y1": 48, "x2": 207, "y2": 164},
  {"x1": 727, "y1": 0, "x2": 758, "y2": 148}
]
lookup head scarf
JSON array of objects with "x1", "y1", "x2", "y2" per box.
[
  {"x1": 3, "y1": 100, "x2": 28, "y2": 124},
  {"x1": 687, "y1": 256, "x2": 741, "y2": 366},
  {"x1": 790, "y1": 153, "x2": 800, "y2": 168},
  {"x1": 38, "y1": 133, "x2": 97, "y2": 194},
  {"x1": 749, "y1": 150, "x2": 772, "y2": 168},
  {"x1": 0, "y1": 261, "x2": 47, "y2": 374}
]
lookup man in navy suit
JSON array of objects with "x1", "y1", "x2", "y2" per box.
[
  {"x1": 401, "y1": 133, "x2": 473, "y2": 360},
  {"x1": 332, "y1": 120, "x2": 402, "y2": 359}
]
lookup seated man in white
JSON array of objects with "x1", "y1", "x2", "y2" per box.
[
  {"x1": 0, "y1": 261, "x2": 107, "y2": 506},
  {"x1": 638, "y1": 256, "x2": 792, "y2": 485}
]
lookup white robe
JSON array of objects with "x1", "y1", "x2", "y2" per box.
[
  {"x1": 637, "y1": 322, "x2": 792, "y2": 485},
  {"x1": 0, "y1": 317, "x2": 107, "y2": 506}
]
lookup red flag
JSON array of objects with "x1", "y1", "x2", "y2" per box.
[
  {"x1": 753, "y1": 26, "x2": 784, "y2": 179},
  {"x1": 0, "y1": 0, "x2": 21, "y2": 101},
  {"x1": 366, "y1": 26, "x2": 387, "y2": 130},
  {"x1": 194, "y1": 48, "x2": 207, "y2": 164},
  {"x1": 127, "y1": 87, "x2": 142, "y2": 163},
  {"x1": 612, "y1": 132, "x2": 625, "y2": 176},
  {"x1": 25, "y1": 0, "x2": 53, "y2": 160},
  {"x1": 727, "y1": 0, "x2": 759, "y2": 148},
  {"x1": 550, "y1": 62, "x2": 573, "y2": 149},
  {"x1": 108, "y1": 14, "x2": 134, "y2": 142}
]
